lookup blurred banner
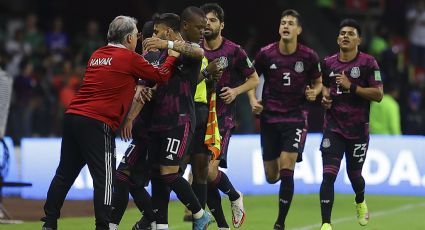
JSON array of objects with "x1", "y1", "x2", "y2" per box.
[{"x1": 18, "y1": 134, "x2": 425, "y2": 200}]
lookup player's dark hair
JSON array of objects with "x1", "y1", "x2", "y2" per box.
[
  {"x1": 181, "y1": 6, "x2": 206, "y2": 25},
  {"x1": 200, "y1": 3, "x2": 224, "y2": 22},
  {"x1": 281, "y1": 9, "x2": 301, "y2": 26},
  {"x1": 141, "y1": 20, "x2": 154, "y2": 39},
  {"x1": 152, "y1": 13, "x2": 180, "y2": 32},
  {"x1": 339, "y1": 18, "x2": 362, "y2": 37}
]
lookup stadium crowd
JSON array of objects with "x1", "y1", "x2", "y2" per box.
[{"x1": 0, "y1": 0, "x2": 424, "y2": 146}]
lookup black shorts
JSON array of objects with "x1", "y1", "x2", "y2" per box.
[
  {"x1": 116, "y1": 139, "x2": 150, "y2": 187},
  {"x1": 217, "y1": 127, "x2": 232, "y2": 168},
  {"x1": 148, "y1": 123, "x2": 193, "y2": 166},
  {"x1": 188, "y1": 103, "x2": 209, "y2": 155},
  {"x1": 320, "y1": 130, "x2": 369, "y2": 170},
  {"x1": 260, "y1": 121, "x2": 307, "y2": 162}
]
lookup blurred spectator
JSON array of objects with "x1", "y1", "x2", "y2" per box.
[
  {"x1": 402, "y1": 90, "x2": 425, "y2": 135},
  {"x1": 74, "y1": 20, "x2": 105, "y2": 66},
  {"x1": 45, "y1": 17, "x2": 69, "y2": 65},
  {"x1": 5, "y1": 28, "x2": 31, "y2": 77},
  {"x1": 52, "y1": 60, "x2": 82, "y2": 108},
  {"x1": 370, "y1": 82, "x2": 401, "y2": 135},
  {"x1": 407, "y1": 0, "x2": 425, "y2": 68},
  {"x1": 24, "y1": 13, "x2": 46, "y2": 68},
  {"x1": 8, "y1": 59, "x2": 41, "y2": 142},
  {"x1": 368, "y1": 24, "x2": 389, "y2": 61},
  {"x1": 409, "y1": 66, "x2": 425, "y2": 88},
  {"x1": 345, "y1": 0, "x2": 368, "y2": 11},
  {"x1": 379, "y1": 36, "x2": 407, "y2": 84},
  {"x1": 49, "y1": 59, "x2": 82, "y2": 135}
]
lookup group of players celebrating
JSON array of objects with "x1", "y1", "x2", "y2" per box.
[{"x1": 42, "y1": 3, "x2": 383, "y2": 230}]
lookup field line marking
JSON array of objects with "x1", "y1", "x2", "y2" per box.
[{"x1": 292, "y1": 202, "x2": 425, "y2": 230}]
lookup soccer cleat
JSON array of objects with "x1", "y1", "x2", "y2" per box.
[
  {"x1": 192, "y1": 211, "x2": 211, "y2": 230},
  {"x1": 231, "y1": 191, "x2": 246, "y2": 228},
  {"x1": 218, "y1": 228, "x2": 230, "y2": 230},
  {"x1": 41, "y1": 217, "x2": 57, "y2": 230},
  {"x1": 273, "y1": 223, "x2": 285, "y2": 230},
  {"x1": 132, "y1": 216, "x2": 156, "y2": 230},
  {"x1": 183, "y1": 206, "x2": 193, "y2": 222},
  {"x1": 109, "y1": 223, "x2": 118, "y2": 230},
  {"x1": 183, "y1": 214, "x2": 193, "y2": 222},
  {"x1": 320, "y1": 223, "x2": 332, "y2": 230},
  {"x1": 208, "y1": 215, "x2": 216, "y2": 225},
  {"x1": 42, "y1": 227, "x2": 57, "y2": 230},
  {"x1": 355, "y1": 200, "x2": 369, "y2": 226},
  {"x1": 40, "y1": 217, "x2": 58, "y2": 230}
]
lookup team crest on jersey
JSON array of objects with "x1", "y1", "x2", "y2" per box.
[
  {"x1": 322, "y1": 138, "x2": 331, "y2": 148},
  {"x1": 350, "y1": 67, "x2": 360, "y2": 78},
  {"x1": 218, "y1": 56, "x2": 228, "y2": 70},
  {"x1": 295, "y1": 61, "x2": 304, "y2": 73}
]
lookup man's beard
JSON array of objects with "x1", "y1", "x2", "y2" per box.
[{"x1": 204, "y1": 30, "x2": 219, "y2": 41}]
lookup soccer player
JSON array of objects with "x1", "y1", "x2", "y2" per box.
[
  {"x1": 109, "y1": 20, "x2": 159, "y2": 230},
  {"x1": 141, "y1": 7, "x2": 211, "y2": 230},
  {"x1": 319, "y1": 19, "x2": 383, "y2": 230},
  {"x1": 200, "y1": 3, "x2": 260, "y2": 229},
  {"x1": 41, "y1": 16, "x2": 179, "y2": 230},
  {"x1": 250, "y1": 9, "x2": 322, "y2": 230}
]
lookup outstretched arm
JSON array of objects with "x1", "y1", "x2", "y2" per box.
[{"x1": 143, "y1": 37, "x2": 204, "y2": 59}]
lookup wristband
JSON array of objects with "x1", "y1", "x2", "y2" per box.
[
  {"x1": 350, "y1": 83, "x2": 357, "y2": 94},
  {"x1": 167, "y1": 41, "x2": 174, "y2": 49},
  {"x1": 202, "y1": 69, "x2": 210, "y2": 80}
]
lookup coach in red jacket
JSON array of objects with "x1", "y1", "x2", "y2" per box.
[{"x1": 41, "y1": 15, "x2": 179, "y2": 230}]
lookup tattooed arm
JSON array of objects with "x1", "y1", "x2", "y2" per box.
[
  {"x1": 143, "y1": 37, "x2": 204, "y2": 60},
  {"x1": 171, "y1": 41, "x2": 204, "y2": 59}
]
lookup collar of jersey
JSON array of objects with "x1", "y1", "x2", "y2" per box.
[{"x1": 107, "y1": 43, "x2": 127, "y2": 49}]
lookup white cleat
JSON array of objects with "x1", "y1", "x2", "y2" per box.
[{"x1": 231, "y1": 191, "x2": 246, "y2": 228}]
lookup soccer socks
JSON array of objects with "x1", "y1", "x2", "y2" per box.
[
  {"x1": 129, "y1": 185, "x2": 155, "y2": 222},
  {"x1": 161, "y1": 173, "x2": 202, "y2": 215},
  {"x1": 192, "y1": 182, "x2": 207, "y2": 209},
  {"x1": 348, "y1": 169, "x2": 365, "y2": 203},
  {"x1": 110, "y1": 174, "x2": 130, "y2": 225},
  {"x1": 207, "y1": 184, "x2": 229, "y2": 228},
  {"x1": 151, "y1": 175, "x2": 170, "y2": 225},
  {"x1": 320, "y1": 173, "x2": 337, "y2": 224},
  {"x1": 215, "y1": 171, "x2": 240, "y2": 201},
  {"x1": 275, "y1": 169, "x2": 294, "y2": 227}
]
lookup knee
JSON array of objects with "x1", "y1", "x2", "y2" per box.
[
  {"x1": 280, "y1": 155, "x2": 297, "y2": 170},
  {"x1": 207, "y1": 166, "x2": 218, "y2": 182},
  {"x1": 265, "y1": 171, "x2": 279, "y2": 184}
]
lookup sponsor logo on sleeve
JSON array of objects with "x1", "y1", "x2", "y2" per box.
[{"x1": 374, "y1": 70, "x2": 382, "y2": 81}]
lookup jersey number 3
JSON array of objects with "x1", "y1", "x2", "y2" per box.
[{"x1": 283, "y1": 72, "x2": 291, "y2": 86}]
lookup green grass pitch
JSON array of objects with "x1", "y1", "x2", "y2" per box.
[{"x1": 2, "y1": 194, "x2": 424, "y2": 229}]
